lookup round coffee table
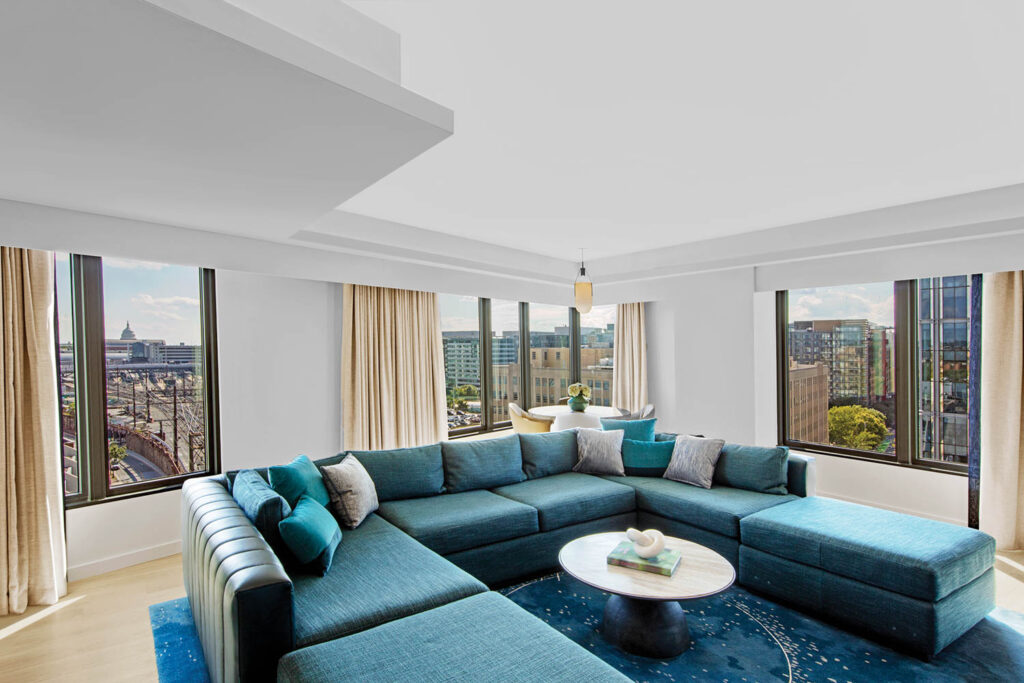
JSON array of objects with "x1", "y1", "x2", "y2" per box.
[{"x1": 558, "y1": 531, "x2": 735, "y2": 658}]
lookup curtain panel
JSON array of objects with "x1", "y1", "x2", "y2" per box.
[
  {"x1": 341, "y1": 284, "x2": 447, "y2": 451},
  {"x1": 980, "y1": 271, "x2": 1024, "y2": 550},
  {"x1": 1, "y1": 247, "x2": 67, "y2": 615},
  {"x1": 612, "y1": 302, "x2": 648, "y2": 414}
]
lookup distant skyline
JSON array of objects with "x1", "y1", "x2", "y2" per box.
[
  {"x1": 439, "y1": 293, "x2": 616, "y2": 332},
  {"x1": 789, "y1": 282, "x2": 895, "y2": 328},
  {"x1": 55, "y1": 254, "x2": 202, "y2": 346}
]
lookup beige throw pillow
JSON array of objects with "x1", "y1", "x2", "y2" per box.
[
  {"x1": 663, "y1": 435, "x2": 725, "y2": 489},
  {"x1": 319, "y1": 455, "x2": 379, "y2": 528}
]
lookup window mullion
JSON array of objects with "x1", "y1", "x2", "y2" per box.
[
  {"x1": 478, "y1": 298, "x2": 492, "y2": 432},
  {"x1": 72, "y1": 254, "x2": 110, "y2": 501},
  {"x1": 519, "y1": 302, "x2": 530, "y2": 408},
  {"x1": 893, "y1": 280, "x2": 914, "y2": 466},
  {"x1": 569, "y1": 307, "x2": 581, "y2": 385},
  {"x1": 200, "y1": 268, "x2": 221, "y2": 475}
]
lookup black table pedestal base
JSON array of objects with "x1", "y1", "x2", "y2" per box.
[{"x1": 602, "y1": 594, "x2": 689, "y2": 658}]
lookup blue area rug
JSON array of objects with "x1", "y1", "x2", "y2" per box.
[
  {"x1": 151, "y1": 578, "x2": 1024, "y2": 682},
  {"x1": 149, "y1": 597, "x2": 210, "y2": 683},
  {"x1": 501, "y1": 573, "x2": 1024, "y2": 682}
]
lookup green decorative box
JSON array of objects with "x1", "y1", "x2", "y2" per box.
[{"x1": 606, "y1": 541, "x2": 682, "y2": 577}]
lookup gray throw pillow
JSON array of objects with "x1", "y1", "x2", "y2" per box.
[
  {"x1": 572, "y1": 428, "x2": 625, "y2": 476},
  {"x1": 663, "y1": 435, "x2": 725, "y2": 489},
  {"x1": 319, "y1": 455, "x2": 379, "y2": 528}
]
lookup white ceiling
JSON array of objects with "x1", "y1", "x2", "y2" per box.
[{"x1": 342, "y1": 0, "x2": 1024, "y2": 261}]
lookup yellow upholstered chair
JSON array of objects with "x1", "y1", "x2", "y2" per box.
[{"x1": 509, "y1": 403, "x2": 553, "y2": 434}]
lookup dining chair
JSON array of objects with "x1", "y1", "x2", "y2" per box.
[
  {"x1": 556, "y1": 397, "x2": 570, "y2": 406},
  {"x1": 509, "y1": 403, "x2": 553, "y2": 433}
]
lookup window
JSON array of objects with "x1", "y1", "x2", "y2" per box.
[
  {"x1": 439, "y1": 295, "x2": 482, "y2": 433},
  {"x1": 55, "y1": 254, "x2": 220, "y2": 504},
  {"x1": 54, "y1": 254, "x2": 79, "y2": 496},
  {"x1": 580, "y1": 304, "x2": 615, "y2": 410},
  {"x1": 777, "y1": 277, "x2": 979, "y2": 472},
  {"x1": 438, "y1": 297, "x2": 620, "y2": 437},
  {"x1": 528, "y1": 304, "x2": 570, "y2": 408},
  {"x1": 490, "y1": 299, "x2": 520, "y2": 426}
]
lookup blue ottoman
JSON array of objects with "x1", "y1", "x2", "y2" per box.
[{"x1": 739, "y1": 497, "x2": 995, "y2": 657}]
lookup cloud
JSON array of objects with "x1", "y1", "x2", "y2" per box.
[
  {"x1": 789, "y1": 283, "x2": 894, "y2": 326},
  {"x1": 104, "y1": 258, "x2": 167, "y2": 271},
  {"x1": 132, "y1": 294, "x2": 199, "y2": 307}
]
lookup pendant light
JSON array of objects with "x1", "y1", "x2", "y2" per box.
[{"x1": 574, "y1": 248, "x2": 593, "y2": 314}]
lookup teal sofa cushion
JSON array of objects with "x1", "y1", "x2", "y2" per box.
[
  {"x1": 492, "y1": 472, "x2": 635, "y2": 531},
  {"x1": 740, "y1": 496, "x2": 996, "y2": 601},
  {"x1": 376, "y1": 490, "x2": 538, "y2": 555},
  {"x1": 278, "y1": 495, "x2": 342, "y2": 575},
  {"x1": 278, "y1": 592, "x2": 629, "y2": 683},
  {"x1": 231, "y1": 469, "x2": 291, "y2": 551},
  {"x1": 601, "y1": 417, "x2": 656, "y2": 442},
  {"x1": 714, "y1": 443, "x2": 789, "y2": 494},
  {"x1": 621, "y1": 439, "x2": 674, "y2": 476},
  {"x1": 269, "y1": 455, "x2": 330, "y2": 508},
  {"x1": 519, "y1": 430, "x2": 577, "y2": 479},
  {"x1": 290, "y1": 514, "x2": 486, "y2": 648},
  {"x1": 441, "y1": 434, "x2": 526, "y2": 493},
  {"x1": 609, "y1": 476, "x2": 797, "y2": 538},
  {"x1": 344, "y1": 444, "x2": 445, "y2": 502}
]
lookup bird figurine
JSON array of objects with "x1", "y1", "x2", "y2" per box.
[{"x1": 626, "y1": 528, "x2": 666, "y2": 558}]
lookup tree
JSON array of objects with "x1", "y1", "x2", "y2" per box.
[
  {"x1": 828, "y1": 405, "x2": 888, "y2": 451},
  {"x1": 455, "y1": 384, "x2": 479, "y2": 398},
  {"x1": 108, "y1": 442, "x2": 128, "y2": 465}
]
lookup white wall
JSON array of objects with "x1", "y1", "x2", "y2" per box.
[
  {"x1": 632, "y1": 268, "x2": 757, "y2": 444},
  {"x1": 66, "y1": 270, "x2": 344, "y2": 580}
]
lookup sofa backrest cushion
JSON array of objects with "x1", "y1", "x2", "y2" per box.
[
  {"x1": 442, "y1": 434, "x2": 526, "y2": 492},
  {"x1": 344, "y1": 444, "x2": 445, "y2": 502},
  {"x1": 232, "y1": 469, "x2": 292, "y2": 551},
  {"x1": 714, "y1": 443, "x2": 789, "y2": 495},
  {"x1": 269, "y1": 455, "x2": 331, "y2": 508},
  {"x1": 621, "y1": 438, "x2": 674, "y2": 476},
  {"x1": 601, "y1": 417, "x2": 656, "y2": 442},
  {"x1": 278, "y1": 495, "x2": 342, "y2": 576},
  {"x1": 519, "y1": 430, "x2": 577, "y2": 479}
]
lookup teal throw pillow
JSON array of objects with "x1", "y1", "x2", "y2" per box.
[
  {"x1": 601, "y1": 417, "x2": 657, "y2": 442},
  {"x1": 714, "y1": 443, "x2": 789, "y2": 495},
  {"x1": 231, "y1": 469, "x2": 292, "y2": 551},
  {"x1": 442, "y1": 434, "x2": 526, "y2": 492},
  {"x1": 519, "y1": 430, "x2": 577, "y2": 479},
  {"x1": 278, "y1": 495, "x2": 342, "y2": 576},
  {"x1": 269, "y1": 455, "x2": 331, "y2": 508},
  {"x1": 621, "y1": 439, "x2": 674, "y2": 477},
  {"x1": 343, "y1": 443, "x2": 445, "y2": 502}
]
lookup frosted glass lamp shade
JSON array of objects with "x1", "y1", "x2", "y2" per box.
[{"x1": 574, "y1": 280, "x2": 593, "y2": 314}]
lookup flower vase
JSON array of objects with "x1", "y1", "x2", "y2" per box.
[{"x1": 568, "y1": 396, "x2": 589, "y2": 413}]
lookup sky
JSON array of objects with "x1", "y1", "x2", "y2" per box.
[
  {"x1": 788, "y1": 281, "x2": 895, "y2": 327},
  {"x1": 439, "y1": 294, "x2": 616, "y2": 333},
  {"x1": 55, "y1": 254, "x2": 202, "y2": 345}
]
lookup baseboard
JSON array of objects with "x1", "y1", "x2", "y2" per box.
[
  {"x1": 68, "y1": 540, "x2": 181, "y2": 582},
  {"x1": 816, "y1": 491, "x2": 965, "y2": 526}
]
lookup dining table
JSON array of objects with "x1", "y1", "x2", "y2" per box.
[{"x1": 527, "y1": 404, "x2": 623, "y2": 431}]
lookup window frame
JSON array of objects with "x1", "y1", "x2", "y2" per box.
[
  {"x1": 447, "y1": 300, "x2": 603, "y2": 439},
  {"x1": 776, "y1": 280, "x2": 970, "y2": 476},
  {"x1": 60, "y1": 254, "x2": 221, "y2": 507}
]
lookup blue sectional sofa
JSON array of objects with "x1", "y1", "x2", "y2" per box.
[{"x1": 181, "y1": 430, "x2": 994, "y2": 682}]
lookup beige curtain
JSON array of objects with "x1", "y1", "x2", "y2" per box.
[
  {"x1": 980, "y1": 271, "x2": 1024, "y2": 550},
  {"x1": 1, "y1": 247, "x2": 67, "y2": 615},
  {"x1": 341, "y1": 284, "x2": 447, "y2": 450},
  {"x1": 612, "y1": 302, "x2": 649, "y2": 414}
]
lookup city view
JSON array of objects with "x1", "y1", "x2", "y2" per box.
[
  {"x1": 786, "y1": 277, "x2": 973, "y2": 463},
  {"x1": 56, "y1": 257, "x2": 208, "y2": 494},
  {"x1": 440, "y1": 297, "x2": 616, "y2": 431}
]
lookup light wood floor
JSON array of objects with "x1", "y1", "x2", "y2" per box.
[{"x1": 1, "y1": 551, "x2": 1023, "y2": 682}]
